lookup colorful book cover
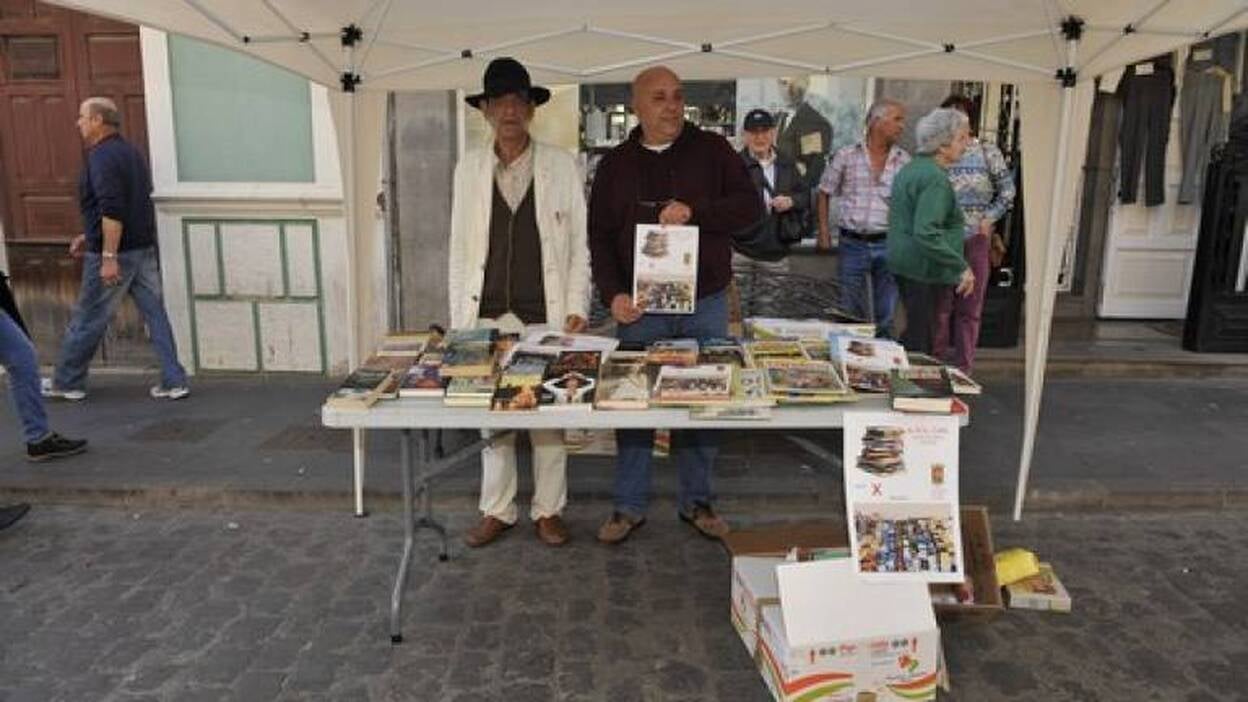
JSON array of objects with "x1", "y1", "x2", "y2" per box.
[
  {"x1": 653, "y1": 364, "x2": 733, "y2": 405},
  {"x1": 645, "y1": 338, "x2": 700, "y2": 366},
  {"x1": 595, "y1": 360, "x2": 651, "y2": 410},
  {"x1": 539, "y1": 350, "x2": 602, "y2": 411},
  {"x1": 831, "y1": 335, "x2": 909, "y2": 393}
]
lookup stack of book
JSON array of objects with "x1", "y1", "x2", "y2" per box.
[{"x1": 889, "y1": 366, "x2": 961, "y2": 414}]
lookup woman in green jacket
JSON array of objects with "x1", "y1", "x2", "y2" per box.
[{"x1": 886, "y1": 108, "x2": 975, "y2": 353}]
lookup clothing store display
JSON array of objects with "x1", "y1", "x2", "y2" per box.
[
  {"x1": 1178, "y1": 34, "x2": 1239, "y2": 204},
  {"x1": 1117, "y1": 54, "x2": 1176, "y2": 207}
]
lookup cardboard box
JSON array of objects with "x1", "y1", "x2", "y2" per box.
[
  {"x1": 756, "y1": 559, "x2": 940, "y2": 702},
  {"x1": 723, "y1": 519, "x2": 848, "y2": 557},
  {"x1": 730, "y1": 555, "x2": 783, "y2": 657},
  {"x1": 930, "y1": 505, "x2": 1005, "y2": 622}
]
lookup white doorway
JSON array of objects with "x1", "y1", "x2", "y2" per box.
[{"x1": 1099, "y1": 63, "x2": 1203, "y2": 319}]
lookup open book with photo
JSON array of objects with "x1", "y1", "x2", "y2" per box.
[{"x1": 633, "y1": 224, "x2": 698, "y2": 314}]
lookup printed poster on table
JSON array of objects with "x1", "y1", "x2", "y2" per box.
[
  {"x1": 633, "y1": 224, "x2": 697, "y2": 314},
  {"x1": 843, "y1": 411, "x2": 964, "y2": 584}
]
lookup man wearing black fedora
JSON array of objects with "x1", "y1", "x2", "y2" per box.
[{"x1": 449, "y1": 57, "x2": 591, "y2": 548}]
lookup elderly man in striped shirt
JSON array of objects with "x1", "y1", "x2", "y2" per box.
[{"x1": 816, "y1": 98, "x2": 910, "y2": 338}]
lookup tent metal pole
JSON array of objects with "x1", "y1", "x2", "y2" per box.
[
  {"x1": 339, "y1": 38, "x2": 368, "y2": 518},
  {"x1": 1014, "y1": 26, "x2": 1080, "y2": 521},
  {"x1": 580, "y1": 49, "x2": 700, "y2": 78},
  {"x1": 714, "y1": 49, "x2": 823, "y2": 74}
]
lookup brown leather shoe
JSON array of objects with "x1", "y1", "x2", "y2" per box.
[
  {"x1": 463, "y1": 516, "x2": 513, "y2": 548},
  {"x1": 679, "y1": 502, "x2": 730, "y2": 540},
  {"x1": 596, "y1": 511, "x2": 646, "y2": 545},
  {"x1": 534, "y1": 515, "x2": 570, "y2": 546}
]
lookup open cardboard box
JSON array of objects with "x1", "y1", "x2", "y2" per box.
[
  {"x1": 757, "y1": 559, "x2": 940, "y2": 702},
  {"x1": 727, "y1": 508, "x2": 1003, "y2": 623}
]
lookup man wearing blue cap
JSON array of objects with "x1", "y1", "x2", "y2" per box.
[{"x1": 732, "y1": 108, "x2": 811, "y2": 312}]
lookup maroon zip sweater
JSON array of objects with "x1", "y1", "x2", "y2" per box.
[{"x1": 588, "y1": 122, "x2": 762, "y2": 307}]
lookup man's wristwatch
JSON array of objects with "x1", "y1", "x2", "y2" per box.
[{"x1": 102, "y1": 251, "x2": 117, "y2": 259}]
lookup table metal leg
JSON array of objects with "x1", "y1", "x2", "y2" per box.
[
  {"x1": 387, "y1": 428, "x2": 512, "y2": 644},
  {"x1": 390, "y1": 428, "x2": 417, "y2": 644},
  {"x1": 413, "y1": 429, "x2": 450, "y2": 561}
]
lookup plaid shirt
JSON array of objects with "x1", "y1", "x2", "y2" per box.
[{"x1": 819, "y1": 141, "x2": 910, "y2": 234}]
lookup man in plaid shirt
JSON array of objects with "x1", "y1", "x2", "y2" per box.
[{"x1": 816, "y1": 98, "x2": 910, "y2": 337}]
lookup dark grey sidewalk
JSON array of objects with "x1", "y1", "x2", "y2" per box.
[{"x1": 1, "y1": 370, "x2": 1246, "y2": 516}]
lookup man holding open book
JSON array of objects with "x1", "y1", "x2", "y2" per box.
[
  {"x1": 588, "y1": 66, "x2": 761, "y2": 544},
  {"x1": 448, "y1": 58, "x2": 591, "y2": 548}
]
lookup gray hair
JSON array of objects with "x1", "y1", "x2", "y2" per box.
[
  {"x1": 914, "y1": 108, "x2": 969, "y2": 155},
  {"x1": 82, "y1": 97, "x2": 121, "y2": 127},
  {"x1": 865, "y1": 97, "x2": 904, "y2": 127}
]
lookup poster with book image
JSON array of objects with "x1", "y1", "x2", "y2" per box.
[
  {"x1": 633, "y1": 224, "x2": 697, "y2": 314},
  {"x1": 843, "y1": 411, "x2": 964, "y2": 583}
]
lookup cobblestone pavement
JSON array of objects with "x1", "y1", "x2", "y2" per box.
[{"x1": 1, "y1": 504, "x2": 1245, "y2": 701}]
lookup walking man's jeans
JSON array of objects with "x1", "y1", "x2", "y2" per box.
[
  {"x1": 613, "y1": 289, "x2": 727, "y2": 519},
  {"x1": 0, "y1": 310, "x2": 48, "y2": 443},
  {"x1": 53, "y1": 246, "x2": 187, "y2": 392},
  {"x1": 838, "y1": 234, "x2": 898, "y2": 337}
]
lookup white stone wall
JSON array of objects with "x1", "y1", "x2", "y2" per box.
[{"x1": 142, "y1": 28, "x2": 355, "y2": 374}]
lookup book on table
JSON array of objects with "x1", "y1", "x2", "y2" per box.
[
  {"x1": 698, "y1": 337, "x2": 748, "y2": 367},
  {"x1": 830, "y1": 334, "x2": 909, "y2": 393},
  {"x1": 761, "y1": 359, "x2": 852, "y2": 403},
  {"x1": 376, "y1": 331, "x2": 432, "y2": 357},
  {"x1": 397, "y1": 359, "x2": 445, "y2": 398},
  {"x1": 652, "y1": 364, "x2": 733, "y2": 406},
  {"x1": 595, "y1": 356, "x2": 651, "y2": 410},
  {"x1": 538, "y1": 350, "x2": 602, "y2": 411},
  {"x1": 440, "y1": 342, "x2": 496, "y2": 378},
  {"x1": 326, "y1": 367, "x2": 397, "y2": 411},
  {"x1": 444, "y1": 376, "x2": 496, "y2": 407},
  {"x1": 889, "y1": 367, "x2": 957, "y2": 413},
  {"x1": 744, "y1": 317, "x2": 876, "y2": 341},
  {"x1": 645, "y1": 338, "x2": 700, "y2": 367},
  {"x1": 490, "y1": 372, "x2": 543, "y2": 411},
  {"x1": 744, "y1": 339, "x2": 808, "y2": 366},
  {"x1": 632, "y1": 224, "x2": 698, "y2": 314}
]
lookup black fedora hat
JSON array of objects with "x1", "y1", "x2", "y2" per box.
[{"x1": 465, "y1": 57, "x2": 550, "y2": 109}]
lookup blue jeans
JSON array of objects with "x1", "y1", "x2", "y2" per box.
[
  {"x1": 53, "y1": 247, "x2": 187, "y2": 391},
  {"x1": 0, "y1": 310, "x2": 49, "y2": 443},
  {"x1": 838, "y1": 234, "x2": 898, "y2": 338},
  {"x1": 613, "y1": 289, "x2": 727, "y2": 519}
]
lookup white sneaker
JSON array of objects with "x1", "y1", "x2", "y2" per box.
[
  {"x1": 150, "y1": 385, "x2": 190, "y2": 400},
  {"x1": 40, "y1": 378, "x2": 86, "y2": 401}
]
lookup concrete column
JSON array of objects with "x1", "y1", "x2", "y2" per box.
[{"x1": 391, "y1": 91, "x2": 457, "y2": 329}]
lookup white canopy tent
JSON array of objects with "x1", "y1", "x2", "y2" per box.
[{"x1": 48, "y1": 0, "x2": 1248, "y2": 519}]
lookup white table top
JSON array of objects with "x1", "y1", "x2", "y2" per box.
[{"x1": 322, "y1": 397, "x2": 969, "y2": 430}]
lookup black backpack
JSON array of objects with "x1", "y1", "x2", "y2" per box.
[{"x1": 0, "y1": 271, "x2": 30, "y2": 338}]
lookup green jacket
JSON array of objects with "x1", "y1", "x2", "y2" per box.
[{"x1": 886, "y1": 155, "x2": 967, "y2": 285}]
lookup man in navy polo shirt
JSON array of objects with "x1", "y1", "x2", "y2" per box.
[{"x1": 42, "y1": 97, "x2": 188, "y2": 402}]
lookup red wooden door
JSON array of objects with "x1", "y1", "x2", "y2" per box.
[{"x1": 0, "y1": 0, "x2": 150, "y2": 365}]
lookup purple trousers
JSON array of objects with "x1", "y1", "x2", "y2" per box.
[{"x1": 933, "y1": 233, "x2": 990, "y2": 373}]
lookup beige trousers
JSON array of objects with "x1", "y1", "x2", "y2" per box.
[{"x1": 476, "y1": 313, "x2": 568, "y2": 524}]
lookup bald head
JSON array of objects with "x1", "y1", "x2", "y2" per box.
[{"x1": 631, "y1": 66, "x2": 685, "y2": 146}]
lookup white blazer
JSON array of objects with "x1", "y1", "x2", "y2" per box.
[{"x1": 448, "y1": 140, "x2": 591, "y2": 329}]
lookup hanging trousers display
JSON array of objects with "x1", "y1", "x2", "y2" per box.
[
  {"x1": 1117, "y1": 56, "x2": 1175, "y2": 207},
  {"x1": 1177, "y1": 33, "x2": 1238, "y2": 204}
]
